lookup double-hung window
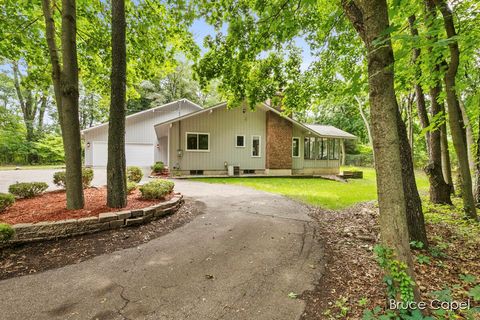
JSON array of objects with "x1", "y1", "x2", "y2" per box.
[
  {"x1": 251, "y1": 135, "x2": 261, "y2": 157},
  {"x1": 236, "y1": 135, "x2": 246, "y2": 147},
  {"x1": 186, "y1": 132, "x2": 209, "y2": 151},
  {"x1": 292, "y1": 137, "x2": 300, "y2": 157}
]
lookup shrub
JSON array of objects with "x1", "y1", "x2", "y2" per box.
[
  {"x1": 8, "y1": 182, "x2": 48, "y2": 198},
  {"x1": 0, "y1": 223, "x2": 14, "y2": 242},
  {"x1": 0, "y1": 193, "x2": 15, "y2": 211},
  {"x1": 127, "y1": 166, "x2": 143, "y2": 183},
  {"x1": 53, "y1": 168, "x2": 94, "y2": 189},
  {"x1": 151, "y1": 161, "x2": 165, "y2": 173},
  {"x1": 139, "y1": 180, "x2": 174, "y2": 200},
  {"x1": 82, "y1": 168, "x2": 94, "y2": 188},
  {"x1": 127, "y1": 181, "x2": 137, "y2": 194}
]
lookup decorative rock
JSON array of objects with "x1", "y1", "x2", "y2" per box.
[
  {"x1": 116, "y1": 211, "x2": 131, "y2": 220},
  {"x1": 77, "y1": 216, "x2": 99, "y2": 225},
  {"x1": 98, "y1": 212, "x2": 118, "y2": 222},
  {"x1": 125, "y1": 217, "x2": 144, "y2": 226},
  {"x1": 110, "y1": 219, "x2": 125, "y2": 229},
  {"x1": 130, "y1": 209, "x2": 144, "y2": 218}
]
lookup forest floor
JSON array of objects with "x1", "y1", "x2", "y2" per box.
[{"x1": 300, "y1": 198, "x2": 480, "y2": 320}]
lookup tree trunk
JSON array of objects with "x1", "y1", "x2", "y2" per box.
[
  {"x1": 107, "y1": 0, "x2": 127, "y2": 208},
  {"x1": 342, "y1": 0, "x2": 417, "y2": 286},
  {"x1": 354, "y1": 95, "x2": 373, "y2": 146},
  {"x1": 475, "y1": 110, "x2": 480, "y2": 207},
  {"x1": 42, "y1": 0, "x2": 84, "y2": 209},
  {"x1": 408, "y1": 15, "x2": 430, "y2": 152},
  {"x1": 435, "y1": 0, "x2": 477, "y2": 219},
  {"x1": 426, "y1": 84, "x2": 452, "y2": 204},
  {"x1": 37, "y1": 94, "x2": 47, "y2": 133},
  {"x1": 459, "y1": 99, "x2": 475, "y2": 172},
  {"x1": 440, "y1": 105, "x2": 454, "y2": 191},
  {"x1": 397, "y1": 109, "x2": 428, "y2": 246},
  {"x1": 12, "y1": 62, "x2": 36, "y2": 142}
]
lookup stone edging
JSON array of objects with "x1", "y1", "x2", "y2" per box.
[{"x1": 6, "y1": 194, "x2": 184, "y2": 245}]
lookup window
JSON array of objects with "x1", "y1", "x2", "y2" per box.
[
  {"x1": 318, "y1": 138, "x2": 328, "y2": 160},
  {"x1": 328, "y1": 139, "x2": 339, "y2": 160},
  {"x1": 186, "y1": 132, "x2": 209, "y2": 151},
  {"x1": 292, "y1": 137, "x2": 300, "y2": 157},
  {"x1": 236, "y1": 135, "x2": 245, "y2": 147},
  {"x1": 251, "y1": 135, "x2": 261, "y2": 157},
  {"x1": 304, "y1": 137, "x2": 316, "y2": 160}
]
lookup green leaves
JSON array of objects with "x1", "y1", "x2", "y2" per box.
[{"x1": 468, "y1": 285, "x2": 480, "y2": 302}]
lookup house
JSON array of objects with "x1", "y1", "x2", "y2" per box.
[
  {"x1": 82, "y1": 99, "x2": 202, "y2": 167},
  {"x1": 82, "y1": 99, "x2": 356, "y2": 176}
]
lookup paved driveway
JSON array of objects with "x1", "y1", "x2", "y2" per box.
[
  {"x1": 0, "y1": 168, "x2": 152, "y2": 192},
  {"x1": 0, "y1": 179, "x2": 323, "y2": 320}
]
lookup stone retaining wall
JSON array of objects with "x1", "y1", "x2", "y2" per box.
[{"x1": 6, "y1": 194, "x2": 184, "y2": 245}]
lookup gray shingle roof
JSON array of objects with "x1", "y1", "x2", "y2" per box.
[{"x1": 303, "y1": 124, "x2": 356, "y2": 139}]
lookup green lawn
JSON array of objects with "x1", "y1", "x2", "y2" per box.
[
  {"x1": 194, "y1": 167, "x2": 429, "y2": 210},
  {"x1": 0, "y1": 164, "x2": 65, "y2": 171}
]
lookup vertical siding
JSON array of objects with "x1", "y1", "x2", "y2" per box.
[
  {"x1": 169, "y1": 106, "x2": 266, "y2": 171},
  {"x1": 83, "y1": 100, "x2": 199, "y2": 166}
]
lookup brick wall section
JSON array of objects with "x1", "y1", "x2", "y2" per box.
[{"x1": 265, "y1": 111, "x2": 293, "y2": 169}]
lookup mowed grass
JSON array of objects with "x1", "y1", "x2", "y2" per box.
[{"x1": 194, "y1": 167, "x2": 429, "y2": 210}]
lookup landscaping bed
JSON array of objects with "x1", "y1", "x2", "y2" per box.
[{"x1": 0, "y1": 187, "x2": 171, "y2": 225}]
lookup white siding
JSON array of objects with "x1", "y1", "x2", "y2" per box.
[
  {"x1": 168, "y1": 105, "x2": 266, "y2": 172},
  {"x1": 83, "y1": 100, "x2": 199, "y2": 166}
]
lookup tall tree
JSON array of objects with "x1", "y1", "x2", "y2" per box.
[
  {"x1": 107, "y1": 0, "x2": 127, "y2": 208},
  {"x1": 434, "y1": 0, "x2": 477, "y2": 219},
  {"x1": 42, "y1": 0, "x2": 84, "y2": 209},
  {"x1": 341, "y1": 0, "x2": 417, "y2": 280},
  {"x1": 409, "y1": 14, "x2": 451, "y2": 204}
]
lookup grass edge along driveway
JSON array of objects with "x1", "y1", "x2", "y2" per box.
[{"x1": 194, "y1": 167, "x2": 429, "y2": 210}]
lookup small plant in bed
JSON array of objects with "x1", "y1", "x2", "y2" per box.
[
  {"x1": 127, "y1": 181, "x2": 137, "y2": 194},
  {"x1": 139, "y1": 180, "x2": 174, "y2": 199},
  {"x1": 8, "y1": 182, "x2": 48, "y2": 199},
  {"x1": 151, "y1": 161, "x2": 165, "y2": 174},
  {"x1": 0, "y1": 193, "x2": 15, "y2": 211},
  {"x1": 53, "y1": 168, "x2": 94, "y2": 189},
  {"x1": 127, "y1": 166, "x2": 143, "y2": 183},
  {"x1": 0, "y1": 223, "x2": 14, "y2": 242}
]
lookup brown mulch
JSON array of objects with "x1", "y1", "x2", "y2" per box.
[
  {"x1": 301, "y1": 202, "x2": 385, "y2": 319},
  {"x1": 0, "y1": 187, "x2": 172, "y2": 225},
  {"x1": 301, "y1": 202, "x2": 480, "y2": 319},
  {"x1": 0, "y1": 199, "x2": 205, "y2": 280}
]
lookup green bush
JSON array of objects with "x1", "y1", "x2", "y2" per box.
[
  {"x1": 0, "y1": 223, "x2": 14, "y2": 242},
  {"x1": 127, "y1": 166, "x2": 143, "y2": 183},
  {"x1": 8, "y1": 182, "x2": 48, "y2": 198},
  {"x1": 139, "y1": 180, "x2": 174, "y2": 200},
  {"x1": 127, "y1": 181, "x2": 137, "y2": 194},
  {"x1": 53, "y1": 168, "x2": 94, "y2": 189},
  {"x1": 151, "y1": 161, "x2": 165, "y2": 173},
  {"x1": 0, "y1": 193, "x2": 15, "y2": 211}
]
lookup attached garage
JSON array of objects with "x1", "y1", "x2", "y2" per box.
[{"x1": 91, "y1": 142, "x2": 154, "y2": 167}]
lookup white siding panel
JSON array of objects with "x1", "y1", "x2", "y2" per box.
[
  {"x1": 91, "y1": 141, "x2": 154, "y2": 167},
  {"x1": 169, "y1": 106, "x2": 266, "y2": 171}
]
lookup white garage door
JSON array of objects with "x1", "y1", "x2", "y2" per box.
[{"x1": 92, "y1": 142, "x2": 154, "y2": 167}]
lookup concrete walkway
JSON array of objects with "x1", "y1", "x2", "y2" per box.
[{"x1": 0, "y1": 180, "x2": 323, "y2": 320}]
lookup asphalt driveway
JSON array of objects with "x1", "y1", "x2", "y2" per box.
[
  {"x1": 0, "y1": 167, "x2": 151, "y2": 192},
  {"x1": 0, "y1": 179, "x2": 323, "y2": 320}
]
